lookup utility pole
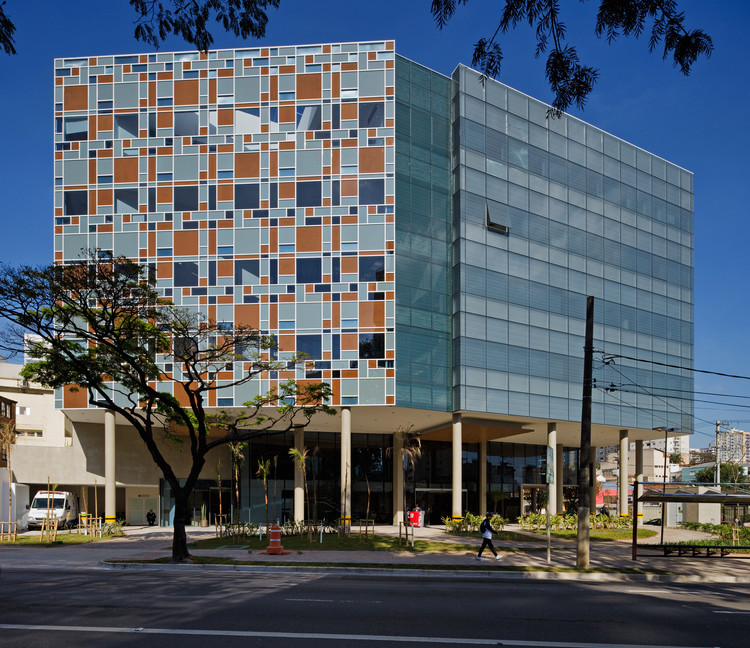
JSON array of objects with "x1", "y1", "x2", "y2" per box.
[
  {"x1": 577, "y1": 296, "x2": 594, "y2": 570},
  {"x1": 715, "y1": 421, "x2": 721, "y2": 485}
]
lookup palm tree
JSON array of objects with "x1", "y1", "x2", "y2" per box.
[
  {"x1": 0, "y1": 418, "x2": 16, "y2": 523},
  {"x1": 288, "y1": 446, "x2": 312, "y2": 541},
  {"x1": 386, "y1": 425, "x2": 422, "y2": 523},
  {"x1": 256, "y1": 458, "x2": 270, "y2": 530},
  {"x1": 227, "y1": 441, "x2": 246, "y2": 523}
]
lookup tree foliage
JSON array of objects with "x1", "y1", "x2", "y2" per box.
[
  {"x1": 431, "y1": 0, "x2": 713, "y2": 115},
  {"x1": 0, "y1": 1, "x2": 14, "y2": 55},
  {"x1": 695, "y1": 463, "x2": 748, "y2": 485},
  {"x1": 0, "y1": 1, "x2": 279, "y2": 56},
  {"x1": 0, "y1": 252, "x2": 333, "y2": 560},
  {"x1": 130, "y1": 0, "x2": 280, "y2": 51}
]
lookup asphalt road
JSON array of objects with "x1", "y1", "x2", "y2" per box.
[{"x1": 0, "y1": 567, "x2": 746, "y2": 647}]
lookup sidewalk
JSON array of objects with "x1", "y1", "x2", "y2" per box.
[{"x1": 2, "y1": 523, "x2": 749, "y2": 583}]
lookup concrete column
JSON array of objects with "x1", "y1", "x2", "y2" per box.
[
  {"x1": 452, "y1": 414, "x2": 462, "y2": 519},
  {"x1": 619, "y1": 430, "x2": 629, "y2": 517},
  {"x1": 392, "y1": 430, "x2": 404, "y2": 525},
  {"x1": 590, "y1": 445, "x2": 597, "y2": 514},
  {"x1": 293, "y1": 425, "x2": 305, "y2": 522},
  {"x1": 340, "y1": 407, "x2": 351, "y2": 525},
  {"x1": 478, "y1": 441, "x2": 487, "y2": 514},
  {"x1": 635, "y1": 440, "x2": 644, "y2": 520},
  {"x1": 104, "y1": 410, "x2": 116, "y2": 523},
  {"x1": 546, "y1": 423, "x2": 557, "y2": 515},
  {"x1": 556, "y1": 444, "x2": 564, "y2": 514}
]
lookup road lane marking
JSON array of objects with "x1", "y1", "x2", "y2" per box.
[
  {"x1": 713, "y1": 610, "x2": 750, "y2": 615},
  {"x1": 0, "y1": 623, "x2": 720, "y2": 647},
  {"x1": 285, "y1": 598, "x2": 382, "y2": 604}
]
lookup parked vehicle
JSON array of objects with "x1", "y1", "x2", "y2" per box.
[{"x1": 26, "y1": 491, "x2": 78, "y2": 529}]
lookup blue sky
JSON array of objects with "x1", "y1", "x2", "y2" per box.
[{"x1": 0, "y1": 1, "x2": 747, "y2": 448}]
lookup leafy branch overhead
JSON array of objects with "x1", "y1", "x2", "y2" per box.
[
  {"x1": 130, "y1": 0, "x2": 280, "y2": 51},
  {"x1": 431, "y1": 0, "x2": 712, "y2": 115}
]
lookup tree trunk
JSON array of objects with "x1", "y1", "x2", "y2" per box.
[{"x1": 171, "y1": 492, "x2": 192, "y2": 562}]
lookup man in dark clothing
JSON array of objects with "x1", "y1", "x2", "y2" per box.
[
  {"x1": 146, "y1": 509, "x2": 156, "y2": 526},
  {"x1": 476, "y1": 512, "x2": 502, "y2": 561}
]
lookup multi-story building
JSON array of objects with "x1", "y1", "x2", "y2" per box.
[
  {"x1": 716, "y1": 428, "x2": 750, "y2": 464},
  {"x1": 50, "y1": 41, "x2": 694, "y2": 525}
]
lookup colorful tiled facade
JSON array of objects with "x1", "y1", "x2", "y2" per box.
[{"x1": 55, "y1": 41, "x2": 397, "y2": 409}]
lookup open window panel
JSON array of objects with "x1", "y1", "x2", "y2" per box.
[{"x1": 486, "y1": 203, "x2": 509, "y2": 235}]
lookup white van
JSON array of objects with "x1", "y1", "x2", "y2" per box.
[{"x1": 27, "y1": 491, "x2": 78, "y2": 529}]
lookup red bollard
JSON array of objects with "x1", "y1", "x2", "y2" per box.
[{"x1": 265, "y1": 523, "x2": 290, "y2": 555}]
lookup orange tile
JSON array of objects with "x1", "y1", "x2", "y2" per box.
[
  {"x1": 297, "y1": 73, "x2": 322, "y2": 99},
  {"x1": 174, "y1": 80, "x2": 199, "y2": 105},
  {"x1": 235, "y1": 152, "x2": 260, "y2": 178},
  {"x1": 114, "y1": 157, "x2": 138, "y2": 183}
]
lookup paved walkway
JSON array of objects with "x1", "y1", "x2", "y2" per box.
[{"x1": 2, "y1": 523, "x2": 749, "y2": 583}]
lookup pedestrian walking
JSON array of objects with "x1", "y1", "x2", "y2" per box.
[{"x1": 476, "y1": 512, "x2": 502, "y2": 561}]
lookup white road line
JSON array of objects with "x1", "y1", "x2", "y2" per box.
[
  {"x1": 285, "y1": 598, "x2": 382, "y2": 604},
  {"x1": 713, "y1": 610, "x2": 750, "y2": 615},
  {"x1": 0, "y1": 623, "x2": 720, "y2": 647}
]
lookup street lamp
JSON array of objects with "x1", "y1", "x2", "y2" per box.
[{"x1": 653, "y1": 427, "x2": 675, "y2": 545}]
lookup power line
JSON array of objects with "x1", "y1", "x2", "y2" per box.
[{"x1": 597, "y1": 351, "x2": 750, "y2": 381}]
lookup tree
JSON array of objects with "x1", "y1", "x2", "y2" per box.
[
  {"x1": 0, "y1": 252, "x2": 333, "y2": 561},
  {"x1": 288, "y1": 446, "x2": 312, "y2": 541},
  {"x1": 0, "y1": 417, "x2": 16, "y2": 521},
  {"x1": 130, "y1": 0, "x2": 280, "y2": 51},
  {"x1": 669, "y1": 452, "x2": 683, "y2": 465},
  {"x1": 695, "y1": 463, "x2": 748, "y2": 485},
  {"x1": 0, "y1": 1, "x2": 15, "y2": 55},
  {"x1": 431, "y1": 0, "x2": 713, "y2": 115},
  {"x1": 256, "y1": 457, "x2": 270, "y2": 529},
  {"x1": 386, "y1": 425, "x2": 422, "y2": 520},
  {"x1": 0, "y1": 1, "x2": 279, "y2": 56},
  {"x1": 229, "y1": 441, "x2": 246, "y2": 522}
]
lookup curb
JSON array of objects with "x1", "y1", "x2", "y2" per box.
[{"x1": 97, "y1": 560, "x2": 747, "y2": 584}]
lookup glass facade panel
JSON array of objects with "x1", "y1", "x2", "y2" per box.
[{"x1": 451, "y1": 65, "x2": 693, "y2": 432}]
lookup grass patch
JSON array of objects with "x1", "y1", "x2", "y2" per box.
[
  {"x1": 0, "y1": 532, "x2": 110, "y2": 546},
  {"x1": 444, "y1": 530, "x2": 544, "y2": 543},
  {"x1": 189, "y1": 533, "x2": 479, "y2": 553},
  {"x1": 528, "y1": 528, "x2": 657, "y2": 541},
  {"x1": 188, "y1": 533, "x2": 549, "y2": 554}
]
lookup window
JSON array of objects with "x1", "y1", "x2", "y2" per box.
[
  {"x1": 359, "y1": 102, "x2": 384, "y2": 128},
  {"x1": 235, "y1": 259, "x2": 260, "y2": 285},
  {"x1": 64, "y1": 116, "x2": 88, "y2": 141},
  {"x1": 296, "y1": 105, "x2": 321, "y2": 130},
  {"x1": 296, "y1": 181, "x2": 321, "y2": 207},
  {"x1": 359, "y1": 333, "x2": 385, "y2": 359},
  {"x1": 17, "y1": 429, "x2": 42, "y2": 438},
  {"x1": 174, "y1": 262, "x2": 199, "y2": 286},
  {"x1": 296, "y1": 258, "x2": 321, "y2": 284},
  {"x1": 174, "y1": 111, "x2": 199, "y2": 136},
  {"x1": 235, "y1": 184, "x2": 260, "y2": 209},
  {"x1": 235, "y1": 108, "x2": 260, "y2": 134},
  {"x1": 16, "y1": 406, "x2": 30, "y2": 416},
  {"x1": 114, "y1": 114, "x2": 139, "y2": 139},
  {"x1": 174, "y1": 336, "x2": 199, "y2": 360},
  {"x1": 359, "y1": 256, "x2": 385, "y2": 282},
  {"x1": 115, "y1": 189, "x2": 138, "y2": 213},
  {"x1": 64, "y1": 190, "x2": 87, "y2": 215},
  {"x1": 296, "y1": 334, "x2": 322, "y2": 359},
  {"x1": 174, "y1": 186, "x2": 198, "y2": 211},
  {"x1": 359, "y1": 179, "x2": 384, "y2": 204}
]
